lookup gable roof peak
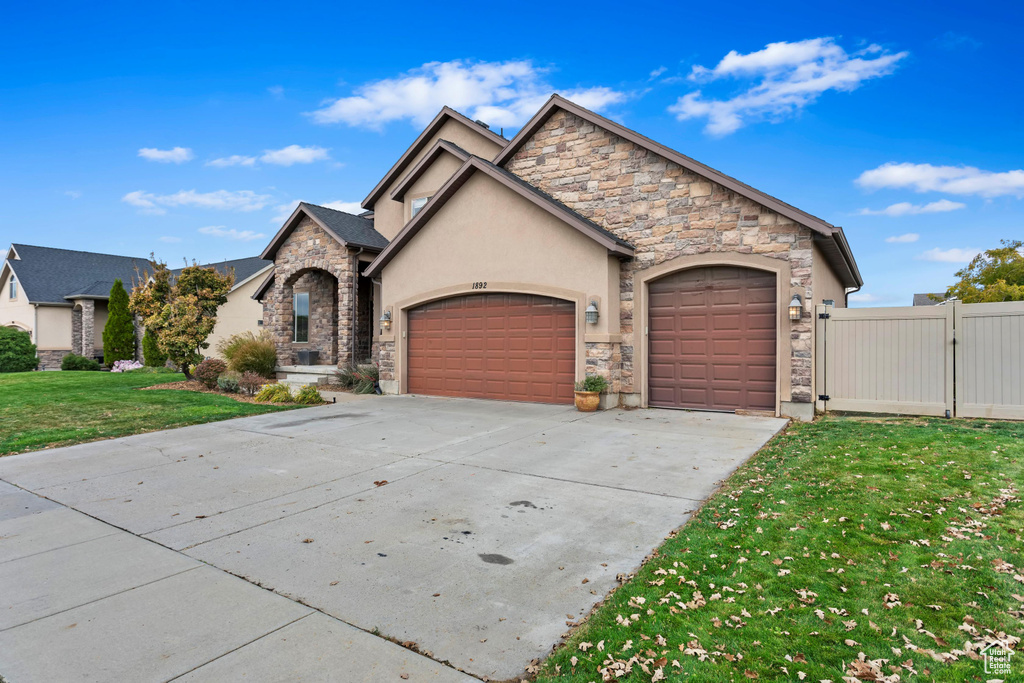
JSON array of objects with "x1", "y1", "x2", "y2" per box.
[{"x1": 259, "y1": 201, "x2": 389, "y2": 260}]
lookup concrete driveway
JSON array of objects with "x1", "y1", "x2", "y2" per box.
[{"x1": 0, "y1": 395, "x2": 786, "y2": 681}]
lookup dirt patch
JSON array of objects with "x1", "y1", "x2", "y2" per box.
[{"x1": 140, "y1": 380, "x2": 265, "y2": 404}]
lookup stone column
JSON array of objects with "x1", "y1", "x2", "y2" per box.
[
  {"x1": 71, "y1": 307, "x2": 83, "y2": 356},
  {"x1": 80, "y1": 299, "x2": 95, "y2": 359},
  {"x1": 336, "y1": 260, "x2": 355, "y2": 369}
]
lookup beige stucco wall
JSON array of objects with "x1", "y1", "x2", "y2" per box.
[
  {"x1": 93, "y1": 301, "x2": 108, "y2": 350},
  {"x1": 36, "y1": 306, "x2": 73, "y2": 349},
  {"x1": 0, "y1": 268, "x2": 36, "y2": 338},
  {"x1": 812, "y1": 242, "x2": 848, "y2": 309},
  {"x1": 206, "y1": 271, "x2": 271, "y2": 358},
  {"x1": 379, "y1": 171, "x2": 621, "y2": 392},
  {"x1": 371, "y1": 119, "x2": 504, "y2": 242},
  {"x1": 403, "y1": 151, "x2": 465, "y2": 222}
]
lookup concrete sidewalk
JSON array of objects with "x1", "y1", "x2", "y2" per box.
[{"x1": 0, "y1": 395, "x2": 786, "y2": 680}]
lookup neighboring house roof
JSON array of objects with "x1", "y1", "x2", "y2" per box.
[
  {"x1": 360, "y1": 107, "x2": 507, "y2": 210},
  {"x1": 494, "y1": 94, "x2": 863, "y2": 289},
  {"x1": 365, "y1": 155, "x2": 635, "y2": 278},
  {"x1": 913, "y1": 293, "x2": 945, "y2": 306},
  {"x1": 172, "y1": 256, "x2": 272, "y2": 290},
  {"x1": 390, "y1": 140, "x2": 472, "y2": 201},
  {"x1": 260, "y1": 202, "x2": 389, "y2": 261},
  {"x1": 3, "y1": 243, "x2": 152, "y2": 305}
]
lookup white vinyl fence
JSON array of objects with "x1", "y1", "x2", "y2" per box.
[{"x1": 815, "y1": 301, "x2": 1024, "y2": 419}]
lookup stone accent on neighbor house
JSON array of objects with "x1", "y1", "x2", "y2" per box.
[
  {"x1": 37, "y1": 349, "x2": 71, "y2": 370},
  {"x1": 78, "y1": 299, "x2": 96, "y2": 360},
  {"x1": 263, "y1": 216, "x2": 358, "y2": 367},
  {"x1": 506, "y1": 109, "x2": 816, "y2": 403}
]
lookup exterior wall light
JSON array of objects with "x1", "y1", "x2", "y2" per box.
[
  {"x1": 380, "y1": 310, "x2": 392, "y2": 331},
  {"x1": 585, "y1": 301, "x2": 599, "y2": 324},
  {"x1": 788, "y1": 294, "x2": 803, "y2": 321}
]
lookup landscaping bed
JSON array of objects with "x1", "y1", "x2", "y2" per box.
[
  {"x1": 0, "y1": 371, "x2": 295, "y2": 456},
  {"x1": 140, "y1": 379, "x2": 265, "y2": 404},
  {"x1": 536, "y1": 416, "x2": 1023, "y2": 682}
]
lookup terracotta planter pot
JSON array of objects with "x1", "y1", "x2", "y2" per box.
[{"x1": 574, "y1": 390, "x2": 600, "y2": 412}]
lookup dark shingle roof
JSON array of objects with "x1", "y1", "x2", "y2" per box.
[
  {"x1": 172, "y1": 256, "x2": 271, "y2": 287},
  {"x1": 913, "y1": 293, "x2": 944, "y2": 306},
  {"x1": 300, "y1": 203, "x2": 389, "y2": 250},
  {"x1": 6, "y1": 244, "x2": 152, "y2": 304}
]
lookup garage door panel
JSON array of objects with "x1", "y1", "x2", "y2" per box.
[
  {"x1": 408, "y1": 293, "x2": 575, "y2": 404},
  {"x1": 649, "y1": 267, "x2": 776, "y2": 411}
]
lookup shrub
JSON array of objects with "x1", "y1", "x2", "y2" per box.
[
  {"x1": 574, "y1": 374, "x2": 609, "y2": 393},
  {"x1": 337, "y1": 362, "x2": 379, "y2": 394},
  {"x1": 111, "y1": 359, "x2": 144, "y2": 373},
  {"x1": 294, "y1": 384, "x2": 325, "y2": 405},
  {"x1": 238, "y1": 371, "x2": 266, "y2": 396},
  {"x1": 0, "y1": 327, "x2": 38, "y2": 373},
  {"x1": 194, "y1": 358, "x2": 227, "y2": 389},
  {"x1": 218, "y1": 331, "x2": 277, "y2": 377},
  {"x1": 254, "y1": 382, "x2": 293, "y2": 403},
  {"x1": 103, "y1": 279, "x2": 136, "y2": 366},
  {"x1": 61, "y1": 353, "x2": 101, "y2": 371},
  {"x1": 142, "y1": 327, "x2": 167, "y2": 367},
  {"x1": 217, "y1": 371, "x2": 240, "y2": 393}
]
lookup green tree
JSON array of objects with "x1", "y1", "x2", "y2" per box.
[
  {"x1": 141, "y1": 327, "x2": 167, "y2": 367},
  {"x1": 946, "y1": 240, "x2": 1024, "y2": 303},
  {"x1": 102, "y1": 279, "x2": 136, "y2": 366},
  {"x1": 0, "y1": 327, "x2": 37, "y2": 372},
  {"x1": 129, "y1": 258, "x2": 233, "y2": 379}
]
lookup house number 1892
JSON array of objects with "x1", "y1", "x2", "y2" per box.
[{"x1": 472, "y1": 281, "x2": 487, "y2": 289}]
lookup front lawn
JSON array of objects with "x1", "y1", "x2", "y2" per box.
[
  {"x1": 0, "y1": 371, "x2": 294, "y2": 455},
  {"x1": 539, "y1": 417, "x2": 1023, "y2": 682}
]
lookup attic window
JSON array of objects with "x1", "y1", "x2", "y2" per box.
[
  {"x1": 8, "y1": 275, "x2": 16, "y2": 300},
  {"x1": 411, "y1": 196, "x2": 430, "y2": 217}
]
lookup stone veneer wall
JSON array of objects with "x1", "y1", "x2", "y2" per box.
[
  {"x1": 262, "y1": 216, "x2": 357, "y2": 368},
  {"x1": 37, "y1": 349, "x2": 71, "y2": 370},
  {"x1": 377, "y1": 340, "x2": 395, "y2": 382},
  {"x1": 506, "y1": 110, "x2": 815, "y2": 403}
]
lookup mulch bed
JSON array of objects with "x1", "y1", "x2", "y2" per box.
[{"x1": 140, "y1": 380, "x2": 264, "y2": 404}]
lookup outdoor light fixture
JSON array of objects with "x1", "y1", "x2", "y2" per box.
[
  {"x1": 585, "y1": 301, "x2": 599, "y2": 324},
  {"x1": 380, "y1": 310, "x2": 392, "y2": 331},
  {"x1": 788, "y1": 294, "x2": 803, "y2": 321}
]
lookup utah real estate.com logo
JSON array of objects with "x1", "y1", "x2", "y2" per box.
[{"x1": 982, "y1": 642, "x2": 1014, "y2": 676}]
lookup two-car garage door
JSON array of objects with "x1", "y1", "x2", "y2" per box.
[{"x1": 407, "y1": 293, "x2": 575, "y2": 404}]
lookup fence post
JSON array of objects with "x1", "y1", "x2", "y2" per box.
[
  {"x1": 814, "y1": 303, "x2": 829, "y2": 413},
  {"x1": 946, "y1": 301, "x2": 956, "y2": 418}
]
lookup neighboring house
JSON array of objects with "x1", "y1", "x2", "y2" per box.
[
  {"x1": 172, "y1": 257, "x2": 272, "y2": 357},
  {"x1": 913, "y1": 293, "x2": 945, "y2": 306},
  {"x1": 256, "y1": 95, "x2": 862, "y2": 420},
  {"x1": 0, "y1": 244, "x2": 151, "y2": 369}
]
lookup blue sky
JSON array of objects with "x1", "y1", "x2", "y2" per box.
[{"x1": 2, "y1": 1, "x2": 1020, "y2": 306}]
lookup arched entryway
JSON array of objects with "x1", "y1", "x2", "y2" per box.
[
  {"x1": 648, "y1": 265, "x2": 777, "y2": 411},
  {"x1": 277, "y1": 268, "x2": 340, "y2": 365},
  {"x1": 406, "y1": 292, "x2": 576, "y2": 404}
]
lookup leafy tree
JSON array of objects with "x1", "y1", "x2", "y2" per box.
[
  {"x1": 102, "y1": 279, "x2": 136, "y2": 366},
  {"x1": 129, "y1": 258, "x2": 233, "y2": 379},
  {"x1": 141, "y1": 327, "x2": 167, "y2": 367},
  {"x1": 946, "y1": 240, "x2": 1024, "y2": 303},
  {"x1": 0, "y1": 327, "x2": 37, "y2": 372}
]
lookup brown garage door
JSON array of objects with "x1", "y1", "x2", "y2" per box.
[
  {"x1": 649, "y1": 266, "x2": 776, "y2": 411},
  {"x1": 407, "y1": 293, "x2": 575, "y2": 404}
]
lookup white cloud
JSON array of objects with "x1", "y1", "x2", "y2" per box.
[
  {"x1": 138, "y1": 147, "x2": 194, "y2": 163},
  {"x1": 197, "y1": 225, "x2": 266, "y2": 242},
  {"x1": 259, "y1": 145, "x2": 330, "y2": 166},
  {"x1": 158, "y1": 236, "x2": 182, "y2": 243},
  {"x1": 122, "y1": 189, "x2": 272, "y2": 214},
  {"x1": 268, "y1": 85, "x2": 284, "y2": 98},
  {"x1": 269, "y1": 199, "x2": 362, "y2": 224},
  {"x1": 64, "y1": 190, "x2": 82, "y2": 199},
  {"x1": 649, "y1": 66, "x2": 668, "y2": 79},
  {"x1": 885, "y1": 233, "x2": 920, "y2": 243},
  {"x1": 669, "y1": 38, "x2": 907, "y2": 136},
  {"x1": 859, "y1": 199, "x2": 966, "y2": 216},
  {"x1": 308, "y1": 59, "x2": 628, "y2": 130},
  {"x1": 919, "y1": 247, "x2": 980, "y2": 263},
  {"x1": 206, "y1": 155, "x2": 257, "y2": 168},
  {"x1": 856, "y1": 162, "x2": 1024, "y2": 198}
]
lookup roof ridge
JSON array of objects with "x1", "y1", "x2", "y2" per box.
[
  {"x1": 10, "y1": 243, "x2": 151, "y2": 262},
  {"x1": 300, "y1": 201, "x2": 373, "y2": 219}
]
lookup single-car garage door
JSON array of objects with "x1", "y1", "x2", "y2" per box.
[
  {"x1": 649, "y1": 266, "x2": 776, "y2": 411},
  {"x1": 407, "y1": 293, "x2": 575, "y2": 404}
]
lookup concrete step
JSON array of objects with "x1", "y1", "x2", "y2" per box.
[{"x1": 283, "y1": 374, "x2": 331, "y2": 385}]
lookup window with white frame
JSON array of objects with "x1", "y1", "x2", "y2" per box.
[
  {"x1": 8, "y1": 275, "x2": 16, "y2": 300},
  {"x1": 294, "y1": 291, "x2": 309, "y2": 342},
  {"x1": 411, "y1": 196, "x2": 430, "y2": 217}
]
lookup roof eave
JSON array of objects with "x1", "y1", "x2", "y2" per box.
[
  {"x1": 252, "y1": 270, "x2": 275, "y2": 301},
  {"x1": 389, "y1": 140, "x2": 471, "y2": 202}
]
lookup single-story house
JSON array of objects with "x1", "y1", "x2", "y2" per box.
[
  {"x1": 912, "y1": 293, "x2": 945, "y2": 306},
  {"x1": 0, "y1": 244, "x2": 152, "y2": 369},
  {"x1": 256, "y1": 95, "x2": 862, "y2": 420},
  {"x1": 172, "y1": 257, "x2": 272, "y2": 357}
]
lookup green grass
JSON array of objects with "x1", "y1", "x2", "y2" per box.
[
  {"x1": 538, "y1": 417, "x2": 1023, "y2": 682},
  {"x1": 0, "y1": 371, "x2": 294, "y2": 455}
]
